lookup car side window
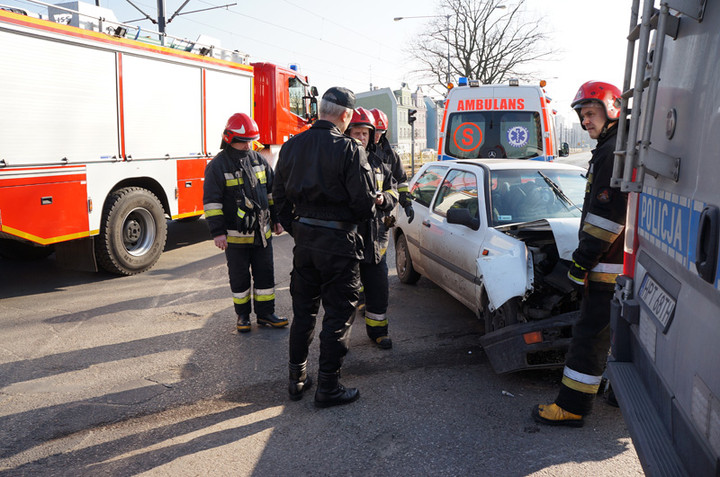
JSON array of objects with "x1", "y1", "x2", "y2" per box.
[
  {"x1": 432, "y1": 170, "x2": 480, "y2": 219},
  {"x1": 410, "y1": 166, "x2": 447, "y2": 207}
]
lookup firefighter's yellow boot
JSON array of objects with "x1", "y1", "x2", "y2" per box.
[{"x1": 532, "y1": 403, "x2": 584, "y2": 427}]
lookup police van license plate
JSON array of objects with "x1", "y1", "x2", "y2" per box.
[{"x1": 638, "y1": 273, "x2": 676, "y2": 329}]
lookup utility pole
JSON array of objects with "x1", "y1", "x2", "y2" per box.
[
  {"x1": 156, "y1": 0, "x2": 166, "y2": 43},
  {"x1": 408, "y1": 109, "x2": 417, "y2": 175},
  {"x1": 123, "y1": 0, "x2": 236, "y2": 45}
]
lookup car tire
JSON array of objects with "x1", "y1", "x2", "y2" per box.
[
  {"x1": 482, "y1": 292, "x2": 519, "y2": 334},
  {"x1": 395, "y1": 233, "x2": 420, "y2": 285},
  {"x1": 95, "y1": 187, "x2": 167, "y2": 275}
]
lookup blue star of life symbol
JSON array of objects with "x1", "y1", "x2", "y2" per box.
[{"x1": 507, "y1": 126, "x2": 529, "y2": 148}]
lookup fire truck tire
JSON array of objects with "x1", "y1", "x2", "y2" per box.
[
  {"x1": 396, "y1": 232, "x2": 421, "y2": 284},
  {"x1": 95, "y1": 187, "x2": 167, "y2": 275},
  {"x1": 482, "y1": 292, "x2": 519, "y2": 334}
]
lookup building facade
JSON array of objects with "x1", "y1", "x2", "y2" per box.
[{"x1": 356, "y1": 83, "x2": 434, "y2": 154}]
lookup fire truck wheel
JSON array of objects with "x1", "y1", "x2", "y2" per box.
[
  {"x1": 482, "y1": 292, "x2": 519, "y2": 334},
  {"x1": 96, "y1": 187, "x2": 167, "y2": 275},
  {"x1": 395, "y1": 232, "x2": 421, "y2": 284}
]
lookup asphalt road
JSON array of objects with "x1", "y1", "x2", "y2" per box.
[{"x1": 0, "y1": 152, "x2": 641, "y2": 476}]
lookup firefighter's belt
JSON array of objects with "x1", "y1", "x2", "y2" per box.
[{"x1": 298, "y1": 217, "x2": 357, "y2": 232}]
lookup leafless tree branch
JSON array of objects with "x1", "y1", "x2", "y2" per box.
[{"x1": 407, "y1": 0, "x2": 556, "y2": 91}]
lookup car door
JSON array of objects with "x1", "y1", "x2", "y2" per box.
[
  {"x1": 405, "y1": 164, "x2": 449, "y2": 275},
  {"x1": 419, "y1": 167, "x2": 487, "y2": 311}
]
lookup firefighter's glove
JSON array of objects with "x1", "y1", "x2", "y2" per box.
[
  {"x1": 383, "y1": 215, "x2": 396, "y2": 229},
  {"x1": 403, "y1": 205, "x2": 415, "y2": 224},
  {"x1": 236, "y1": 197, "x2": 256, "y2": 234},
  {"x1": 567, "y1": 261, "x2": 587, "y2": 287}
]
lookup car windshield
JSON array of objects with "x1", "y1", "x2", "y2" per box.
[
  {"x1": 445, "y1": 111, "x2": 543, "y2": 159},
  {"x1": 488, "y1": 168, "x2": 586, "y2": 226}
]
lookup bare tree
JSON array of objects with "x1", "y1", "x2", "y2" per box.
[{"x1": 409, "y1": 0, "x2": 555, "y2": 89}]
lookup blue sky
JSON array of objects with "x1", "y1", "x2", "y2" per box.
[{"x1": 4, "y1": 0, "x2": 632, "y2": 122}]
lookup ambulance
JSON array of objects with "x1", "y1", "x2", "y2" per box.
[{"x1": 437, "y1": 79, "x2": 567, "y2": 162}]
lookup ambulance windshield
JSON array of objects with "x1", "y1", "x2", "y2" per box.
[{"x1": 445, "y1": 111, "x2": 544, "y2": 160}]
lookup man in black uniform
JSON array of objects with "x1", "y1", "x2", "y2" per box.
[
  {"x1": 203, "y1": 113, "x2": 287, "y2": 333},
  {"x1": 371, "y1": 108, "x2": 414, "y2": 223},
  {"x1": 533, "y1": 81, "x2": 626, "y2": 427},
  {"x1": 347, "y1": 108, "x2": 398, "y2": 349},
  {"x1": 273, "y1": 87, "x2": 376, "y2": 407}
]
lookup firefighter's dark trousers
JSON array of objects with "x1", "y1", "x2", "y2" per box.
[
  {"x1": 288, "y1": 247, "x2": 361, "y2": 374},
  {"x1": 359, "y1": 254, "x2": 389, "y2": 340},
  {"x1": 225, "y1": 242, "x2": 275, "y2": 318},
  {"x1": 555, "y1": 283, "x2": 613, "y2": 415}
]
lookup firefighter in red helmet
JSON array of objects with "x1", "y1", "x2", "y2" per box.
[
  {"x1": 347, "y1": 107, "x2": 399, "y2": 349},
  {"x1": 203, "y1": 113, "x2": 288, "y2": 333},
  {"x1": 371, "y1": 108, "x2": 414, "y2": 223},
  {"x1": 533, "y1": 81, "x2": 627, "y2": 427}
]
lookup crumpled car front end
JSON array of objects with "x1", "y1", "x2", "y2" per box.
[{"x1": 478, "y1": 218, "x2": 582, "y2": 373}]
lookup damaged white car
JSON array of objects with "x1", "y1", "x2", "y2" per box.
[{"x1": 394, "y1": 159, "x2": 587, "y2": 373}]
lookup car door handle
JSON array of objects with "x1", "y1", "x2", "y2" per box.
[{"x1": 422, "y1": 219, "x2": 431, "y2": 228}]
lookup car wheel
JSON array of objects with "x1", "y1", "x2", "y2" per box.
[
  {"x1": 95, "y1": 187, "x2": 167, "y2": 275},
  {"x1": 395, "y1": 233, "x2": 420, "y2": 284},
  {"x1": 482, "y1": 293, "x2": 519, "y2": 334}
]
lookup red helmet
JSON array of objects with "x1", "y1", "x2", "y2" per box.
[
  {"x1": 571, "y1": 81, "x2": 621, "y2": 128},
  {"x1": 222, "y1": 113, "x2": 260, "y2": 143},
  {"x1": 370, "y1": 108, "x2": 389, "y2": 131},
  {"x1": 348, "y1": 107, "x2": 375, "y2": 130}
]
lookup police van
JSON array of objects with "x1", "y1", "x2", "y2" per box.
[
  {"x1": 437, "y1": 78, "x2": 568, "y2": 162},
  {"x1": 607, "y1": 0, "x2": 720, "y2": 475}
]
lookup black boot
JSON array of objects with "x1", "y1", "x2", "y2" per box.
[
  {"x1": 288, "y1": 361, "x2": 313, "y2": 401},
  {"x1": 314, "y1": 370, "x2": 359, "y2": 408},
  {"x1": 236, "y1": 314, "x2": 251, "y2": 333},
  {"x1": 257, "y1": 313, "x2": 289, "y2": 328}
]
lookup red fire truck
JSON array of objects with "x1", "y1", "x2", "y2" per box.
[{"x1": 0, "y1": 4, "x2": 317, "y2": 275}]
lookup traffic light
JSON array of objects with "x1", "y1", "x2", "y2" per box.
[{"x1": 408, "y1": 109, "x2": 417, "y2": 125}]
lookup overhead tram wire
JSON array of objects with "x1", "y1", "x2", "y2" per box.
[
  {"x1": 279, "y1": 0, "x2": 388, "y2": 51},
  {"x1": 192, "y1": 0, "x2": 395, "y2": 67},
  {"x1": 168, "y1": 13, "x2": 397, "y2": 87}
]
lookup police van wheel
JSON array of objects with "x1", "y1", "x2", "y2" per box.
[
  {"x1": 95, "y1": 187, "x2": 167, "y2": 275},
  {"x1": 396, "y1": 233, "x2": 420, "y2": 284}
]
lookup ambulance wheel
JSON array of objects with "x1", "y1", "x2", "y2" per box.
[
  {"x1": 96, "y1": 187, "x2": 167, "y2": 275},
  {"x1": 396, "y1": 233, "x2": 420, "y2": 284},
  {"x1": 482, "y1": 293, "x2": 519, "y2": 334}
]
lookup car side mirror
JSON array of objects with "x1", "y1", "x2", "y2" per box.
[
  {"x1": 559, "y1": 142, "x2": 570, "y2": 157},
  {"x1": 447, "y1": 208, "x2": 479, "y2": 230}
]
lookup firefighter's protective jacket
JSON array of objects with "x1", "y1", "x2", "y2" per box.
[
  {"x1": 203, "y1": 147, "x2": 277, "y2": 247},
  {"x1": 376, "y1": 135, "x2": 412, "y2": 208},
  {"x1": 273, "y1": 119, "x2": 376, "y2": 259},
  {"x1": 359, "y1": 149, "x2": 398, "y2": 264},
  {"x1": 572, "y1": 124, "x2": 627, "y2": 287}
]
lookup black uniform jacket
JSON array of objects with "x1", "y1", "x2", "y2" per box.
[
  {"x1": 376, "y1": 135, "x2": 411, "y2": 208},
  {"x1": 203, "y1": 147, "x2": 277, "y2": 247},
  {"x1": 573, "y1": 124, "x2": 628, "y2": 287},
  {"x1": 359, "y1": 149, "x2": 398, "y2": 264},
  {"x1": 273, "y1": 120, "x2": 376, "y2": 259}
]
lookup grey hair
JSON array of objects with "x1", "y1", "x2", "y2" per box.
[{"x1": 319, "y1": 99, "x2": 352, "y2": 121}]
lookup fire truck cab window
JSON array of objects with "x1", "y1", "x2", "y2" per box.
[{"x1": 288, "y1": 77, "x2": 305, "y2": 118}]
